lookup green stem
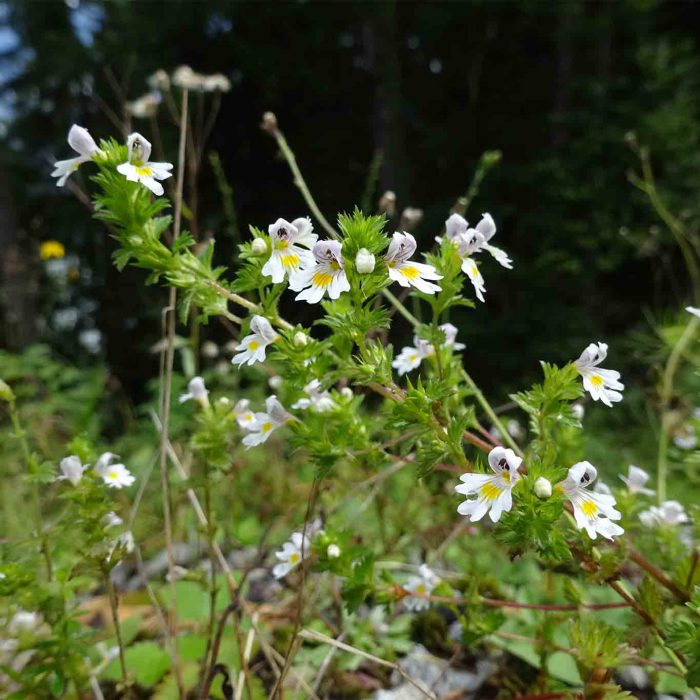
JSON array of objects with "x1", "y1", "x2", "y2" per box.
[
  {"x1": 461, "y1": 369, "x2": 523, "y2": 456},
  {"x1": 382, "y1": 288, "x2": 420, "y2": 329},
  {"x1": 657, "y1": 318, "x2": 699, "y2": 502},
  {"x1": 104, "y1": 567, "x2": 131, "y2": 698}
]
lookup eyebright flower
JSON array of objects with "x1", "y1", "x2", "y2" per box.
[
  {"x1": 560, "y1": 462, "x2": 623, "y2": 540},
  {"x1": 273, "y1": 531, "x2": 310, "y2": 579},
  {"x1": 619, "y1": 465, "x2": 654, "y2": 495},
  {"x1": 117, "y1": 133, "x2": 173, "y2": 196},
  {"x1": 403, "y1": 564, "x2": 441, "y2": 612},
  {"x1": 125, "y1": 92, "x2": 161, "y2": 119},
  {"x1": 639, "y1": 500, "x2": 688, "y2": 527},
  {"x1": 179, "y1": 376, "x2": 209, "y2": 406},
  {"x1": 440, "y1": 322, "x2": 466, "y2": 351},
  {"x1": 573, "y1": 342, "x2": 624, "y2": 407},
  {"x1": 686, "y1": 306, "x2": 700, "y2": 318},
  {"x1": 94, "y1": 452, "x2": 135, "y2": 489},
  {"x1": 58, "y1": 455, "x2": 87, "y2": 486},
  {"x1": 455, "y1": 446, "x2": 522, "y2": 522},
  {"x1": 291, "y1": 379, "x2": 337, "y2": 413},
  {"x1": 289, "y1": 240, "x2": 351, "y2": 303},
  {"x1": 385, "y1": 232, "x2": 442, "y2": 294},
  {"x1": 392, "y1": 337, "x2": 433, "y2": 376},
  {"x1": 355, "y1": 248, "x2": 376, "y2": 274},
  {"x1": 51, "y1": 125, "x2": 100, "y2": 186},
  {"x1": 262, "y1": 218, "x2": 317, "y2": 283},
  {"x1": 231, "y1": 315, "x2": 278, "y2": 367},
  {"x1": 233, "y1": 399, "x2": 256, "y2": 430},
  {"x1": 242, "y1": 396, "x2": 295, "y2": 448}
]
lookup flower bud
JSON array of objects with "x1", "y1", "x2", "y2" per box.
[
  {"x1": 260, "y1": 111, "x2": 278, "y2": 135},
  {"x1": 327, "y1": 544, "x2": 340, "y2": 559},
  {"x1": 355, "y1": 248, "x2": 375, "y2": 274},
  {"x1": 340, "y1": 387, "x2": 353, "y2": 400},
  {"x1": 293, "y1": 331, "x2": 308, "y2": 348},
  {"x1": 216, "y1": 397, "x2": 231, "y2": 409},
  {"x1": 378, "y1": 190, "x2": 396, "y2": 217},
  {"x1": 269, "y1": 375, "x2": 283, "y2": 390},
  {"x1": 251, "y1": 238, "x2": 267, "y2": 255},
  {"x1": 534, "y1": 477, "x2": 552, "y2": 499},
  {"x1": 201, "y1": 340, "x2": 219, "y2": 358},
  {"x1": 0, "y1": 379, "x2": 15, "y2": 403}
]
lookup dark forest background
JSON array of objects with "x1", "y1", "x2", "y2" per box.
[{"x1": 1, "y1": 0, "x2": 699, "y2": 402}]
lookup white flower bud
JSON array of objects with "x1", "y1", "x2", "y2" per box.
[
  {"x1": 355, "y1": 248, "x2": 376, "y2": 274},
  {"x1": 269, "y1": 375, "x2": 283, "y2": 390},
  {"x1": 293, "y1": 331, "x2": 308, "y2": 348},
  {"x1": 534, "y1": 477, "x2": 552, "y2": 499},
  {"x1": 201, "y1": 341, "x2": 219, "y2": 358},
  {"x1": 340, "y1": 387, "x2": 353, "y2": 399},
  {"x1": 251, "y1": 238, "x2": 267, "y2": 255},
  {"x1": 216, "y1": 397, "x2": 231, "y2": 409},
  {"x1": 327, "y1": 544, "x2": 341, "y2": 559}
]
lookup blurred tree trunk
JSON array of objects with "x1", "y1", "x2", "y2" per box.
[
  {"x1": 365, "y1": 1, "x2": 410, "y2": 207},
  {"x1": 0, "y1": 170, "x2": 37, "y2": 349}
]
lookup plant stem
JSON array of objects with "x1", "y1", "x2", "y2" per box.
[
  {"x1": 104, "y1": 567, "x2": 131, "y2": 698},
  {"x1": 461, "y1": 369, "x2": 523, "y2": 456},
  {"x1": 657, "y1": 317, "x2": 699, "y2": 501},
  {"x1": 382, "y1": 288, "x2": 419, "y2": 328}
]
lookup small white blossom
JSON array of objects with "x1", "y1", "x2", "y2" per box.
[
  {"x1": 103, "y1": 512, "x2": 124, "y2": 528},
  {"x1": 574, "y1": 342, "x2": 624, "y2": 407},
  {"x1": 355, "y1": 248, "x2": 376, "y2": 274},
  {"x1": 273, "y1": 531, "x2": 310, "y2": 579},
  {"x1": 242, "y1": 396, "x2": 294, "y2": 448},
  {"x1": 403, "y1": 564, "x2": 441, "y2": 612},
  {"x1": 125, "y1": 92, "x2": 161, "y2": 119},
  {"x1": 172, "y1": 65, "x2": 202, "y2": 90},
  {"x1": 639, "y1": 500, "x2": 688, "y2": 527},
  {"x1": 94, "y1": 453, "x2": 135, "y2": 489},
  {"x1": 51, "y1": 124, "x2": 100, "y2": 186},
  {"x1": 534, "y1": 477, "x2": 552, "y2": 499},
  {"x1": 232, "y1": 315, "x2": 278, "y2": 366},
  {"x1": 233, "y1": 399, "x2": 256, "y2": 430},
  {"x1": 289, "y1": 240, "x2": 351, "y2": 303},
  {"x1": 117, "y1": 133, "x2": 173, "y2": 196},
  {"x1": 385, "y1": 232, "x2": 442, "y2": 294},
  {"x1": 262, "y1": 218, "x2": 317, "y2": 283},
  {"x1": 686, "y1": 306, "x2": 700, "y2": 318},
  {"x1": 455, "y1": 446, "x2": 522, "y2": 522},
  {"x1": 269, "y1": 375, "x2": 283, "y2": 391},
  {"x1": 9, "y1": 611, "x2": 42, "y2": 635},
  {"x1": 201, "y1": 73, "x2": 231, "y2": 92},
  {"x1": 440, "y1": 322, "x2": 466, "y2": 351},
  {"x1": 392, "y1": 337, "x2": 433, "y2": 376},
  {"x1": 327, "y1": 544, "x2": 341, "y2": 559},
  {"x1": 292, "y1": 379, "x2": 337, "y2": 413},
  {"x1": 201, "y1": 341, "x2": 219, "y2": 358},
  {"x1": 561, "y1": 462, "x2": 623, "y2": 540},
  {"x1": 147, "y1": 69, "x2": 170, "y2": 91},
  {"x1": 179, "y1": 376, "x2": 209, "y2": 406},
  {"x1": 619, "y1": 465, "x2": 654, "y2": 495},
  {"x1": 572, "y1": 403, "x2": 585, "y2": 421},
  {"x1": 58, "y1": 455, "x2": 87, "y2": 486},
  {"x1": 673, "y1": 424, "x2": 698, "y2": 450}
]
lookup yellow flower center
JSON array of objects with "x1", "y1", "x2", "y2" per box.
[
  {"x1": 415, "y1": 583, "x2": 426, "y2": 595},
  {"x1": 40, "y1": 241, "x2": 66, "y2": 260},
  {"x1": 108, "y1": 471, "x2": 118, "y2": 481},
  {"x1": 262, "y1": 422, "x2": 273, "y2": 433},
  {"x1": 409, "y1": 354, "x2": 418, "y2": 362},
  {"x1": 135, "y1": 165, "x2": 153, "y2": 177},
  {"x1": 248, "y1": 340, "x2": 260, "y2": 351},
  {"x1": 280, "y1": 253, "x2": 300, "y2": 268},
  {"x1": 277, "y1": 239, "x2": 289, "y2": 250},
  {"x1": 400, "y1": 265, "x2": 419, "y2": 279},
  {"x1": 312, "y1": 271, "x2": 333, "y2": 288},
  {"x1": 481, "y1": 482, "x2": 502, "y2": 501},
  {"x1": 289, "y1": 552, "x2": 300, "y2": 564},
  {"x1": 589, "y1": 375, "x2": 604, "y2": 387},
  {"x1": 581, "y1": 500, "x2": 598, "y2": 517}
]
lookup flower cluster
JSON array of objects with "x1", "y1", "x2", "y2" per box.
[
  {"x1": 58, "y1": 452, "x2": 135, "y2": 489},
  {"x1": 392, "y1": 323, "x2": 465, "y2": 376}
]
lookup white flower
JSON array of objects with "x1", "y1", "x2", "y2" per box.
[
  {"x1": 327, "y1": 544, "x2": 341, "y2": 559},
  {"x1": 9, "y1": 611, "x2": 42, "y2": 635},
  {"x1": 443, "y1": 213, "x2": 511, "y2": 302},
  {"x1": 639, "y1": 500, "x2": 688, "y2": 527},
  {"x1": 292, "y1": 379, "x2": 337, "y2": 413},
  {"x1": 234, "y1": 399, "x2": 257, "y2": 431},
  {"x1": 103, "y1": 512, "x2": 124, "y2": 528},
  {"x1": 179, "y1": 376, "x2": 209, "y2": 406},
  {"x1": 561, "y1": 462, "x2": 623, "y2": 540},
  {"x1": 117, "y1": 132, "x2": 173, "y2": 196},
  {"x1": 385, "y1": 232, "x2": 442, "y2": 294},
  {"x1": 619, "y1": 465, "x2": 654, "y2": 495},
  {"x1": 231, "y1": 315, "x2": 278, "y2": 366},
  {"x1": 51, "y1": 124, "x2": 100, "y2": 186},
  {"x1": 392, "y1": 337, "x2": 433, "y2": 376},
  {"x1": 242, "y1": 396, "x2": 294, "y2": 448},
  {"x1": 686, "y1": 306, "x2": 700, "y2": 318},
  {"x1": 673, "y1": 424, "x2": 698, "y2": 450},
  {"x1": 273, "y1": 531, "x2": 310, "y2": 579},
  {"x1": 574, "y1": 342, "x2": 624, "y2": 407},
  {"x1": 355, "y1": 248, "x2": 376, "y2": 274},
  {"x1": 262, "y1": 218, "x2": 317, "y2": 283},
  {"x1": 403, "y1": 564, "x2": 441, "y2": 612},
  {"x1": 269, "y1": 375, "x2": 283, "y2": 391},
  {"x1": 455, "y1": 446, "x2": 522, "y2": 522},
  {"x1": 534, "y1": 477, "x2": 552, "y2": 499},
  {"x1": 201, "y1": 73, "x2": 231, "y2": 92},
  {"x1": 572, "y1": 403, "x2": 585, "y2": 421},
  {"x1": 125, "y1": 92, "x2": 160, "y2": 119},
  {"x1": 172, "y1": 65, "x2": 203, "y2": 90},
  {"x1": 289, "y1": 240, "x2": 351, "y2": 303},
  {"x1": 440, "y1": 322, "x2": 466, "y2": 351},
  {"x1": 147, "y1": 69, "x2": 170, "y2": 91},
  {"x1": 94, "y1": 453, "x2": 135, "y2": 489},
  {"x1": 57, "y1": 455, "x2": 87, "y2": 485}
]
